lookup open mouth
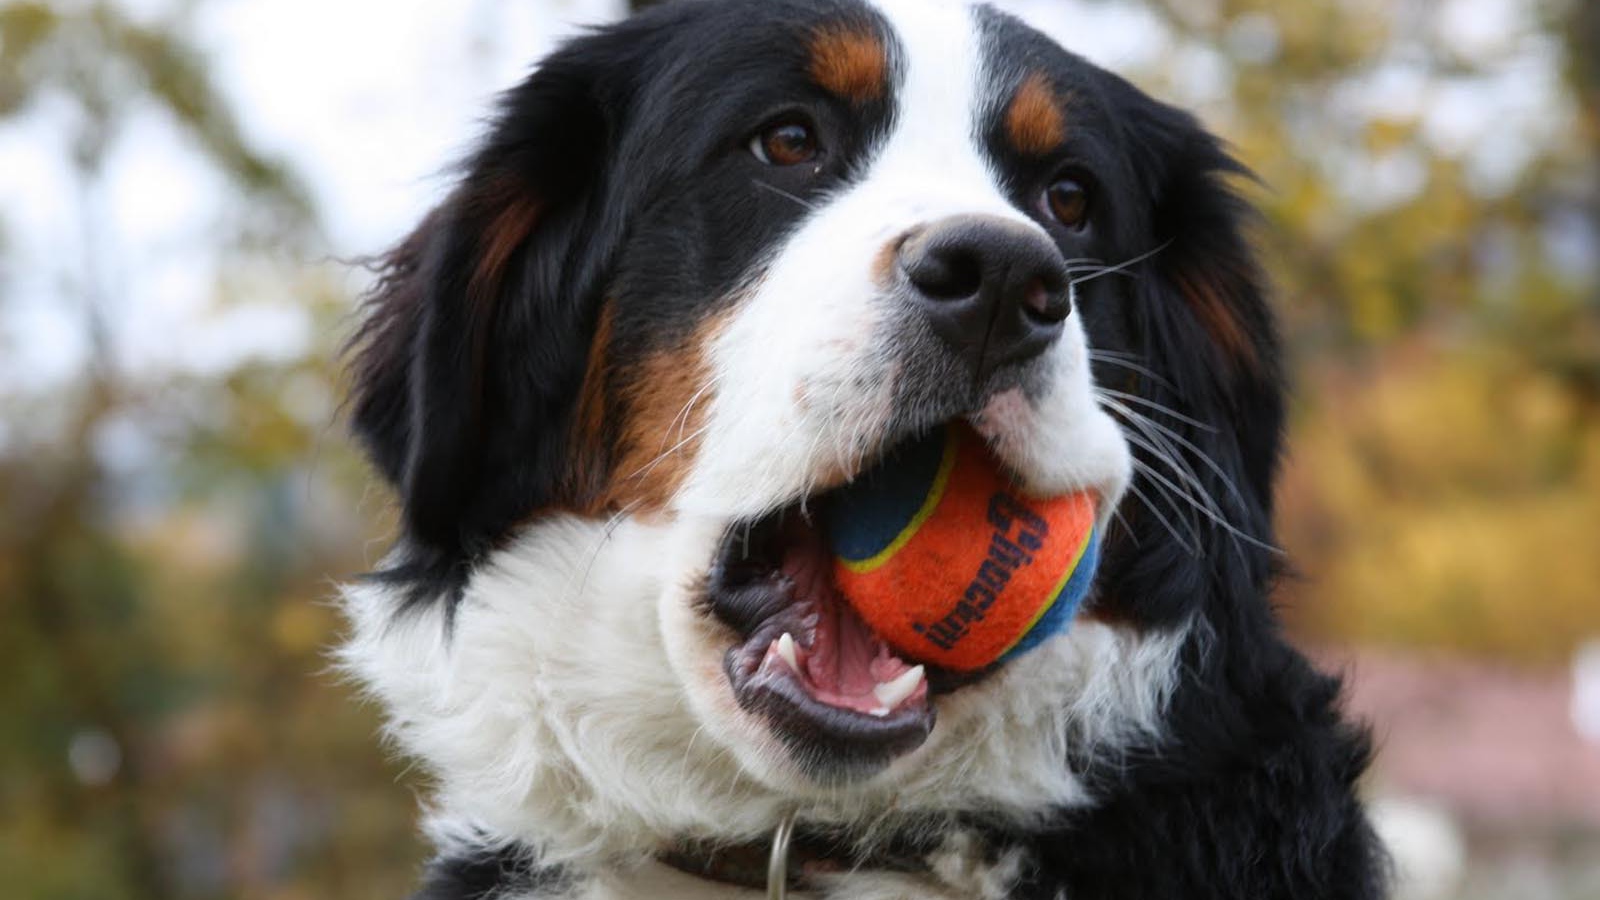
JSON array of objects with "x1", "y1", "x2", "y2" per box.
[
  {"x1": 706, "y1": 503, "x2": 940, "y2": 778},
  {"x1": 703, "y1": 419, "x2": 1106, "y2": 779}
]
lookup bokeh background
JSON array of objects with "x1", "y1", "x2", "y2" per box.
[{"x1": 2, "y1": 0, "x2": 1596, "y2": 897}]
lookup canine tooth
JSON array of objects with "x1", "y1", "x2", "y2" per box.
[
  {"x1": 872, "y1": 666, "x2": 925, "y2": 710},
  {"x1": 777, "y1": 633, "x2": 800, "y2": 671}
]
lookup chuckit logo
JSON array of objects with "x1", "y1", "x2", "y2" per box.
[{"x1": 911, "y1": 493, "x2": 1049, "y2": 652}]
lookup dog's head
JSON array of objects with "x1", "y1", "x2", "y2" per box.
[{"x1": 344, "y1": 0, "x2": 1282, "y2": 858}]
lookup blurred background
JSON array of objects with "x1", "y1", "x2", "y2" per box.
[{"x1": 1, "y1": 0, "x2": 1596, "y2": 897}]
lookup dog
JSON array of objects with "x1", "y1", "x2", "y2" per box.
[{"x1": 339, "y1": 1, "x2": 1389, "y2": 897}]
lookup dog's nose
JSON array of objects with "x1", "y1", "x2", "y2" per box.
[{"x1": 899, "y1": 215, "x2": 1071, "y2": 378}]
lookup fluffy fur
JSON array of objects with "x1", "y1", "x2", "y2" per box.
[{"x1": 340, "y1": 1, "x2": 1389, "y2": 897}]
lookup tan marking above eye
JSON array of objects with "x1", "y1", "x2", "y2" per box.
[
  {"x1": 808, "y1": 22, "x2": 888, "y2": 106},
  {"x1": 1005, "y1": 71, "x2": 1067, "y2": 156}
]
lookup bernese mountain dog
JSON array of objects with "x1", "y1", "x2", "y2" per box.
[{"x1": 339, "y1": 1, "x2": 1390, "y2": 897}]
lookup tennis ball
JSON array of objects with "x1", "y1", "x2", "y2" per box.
[{"x1": 825, "y1": 424, "x2": 1100, "y2": 672}]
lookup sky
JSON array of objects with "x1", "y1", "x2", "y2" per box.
[{"x1": 0, "y1": 0, "x2": 1570, "y2": 395}]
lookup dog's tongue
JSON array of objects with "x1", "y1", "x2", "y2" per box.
[{"x1": 777, "y1": 526, "x2": 927, "y2": 715}]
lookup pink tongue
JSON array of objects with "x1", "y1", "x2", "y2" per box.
[{"x1": 779, "y1": 525, "x2": 917, "y2": 713}]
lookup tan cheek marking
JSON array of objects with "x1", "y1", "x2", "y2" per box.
[
  {"x1": 565, "y1": 301, "x2": 616, "y2": 510},
  {"x1": 604, "y1": 311, "x2": 732, "y2": 514},
  {"x1": 1005, "y1": 71, "x2": 1067, "y2": 157},
  {"x1": 809, "y1": 23, "x2": 888, "y2": 106}
]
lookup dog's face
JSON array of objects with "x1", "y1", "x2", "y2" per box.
[{"x1": 346, "y1": 0, "x2": 1281, "y2": 854}]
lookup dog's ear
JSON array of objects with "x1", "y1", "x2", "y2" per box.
[
  {"x1": 1095, "y1": 80, "x2": 1288, "y2": 623},
  {"x1": 1135, "y1": 99, "x2": 1284, "y2": 507},
  {"x1": 347, "y1": 27, "x2": 663, "y2": 587}
]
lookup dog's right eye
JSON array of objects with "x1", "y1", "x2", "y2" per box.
[{"x1": 750, "y1": 120, "x2": 819, "y2": 166}]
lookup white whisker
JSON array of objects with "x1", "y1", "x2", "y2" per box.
[
  {"x1": 1096, "y1": 386, "x2": 1219, "y2": 434},
  {"x1": 1068, "y1": 240, "x2": 1173, "y2": 288},
  {"x1": 1087, "y1": 351, "x2": 1176, "y2": 391},
  {"x1": 752, "y1": 180, "x2": 818, "y2": 211},
  {"x1": 1124, "y1": 477, "x2": 1198, "y2": 555}
]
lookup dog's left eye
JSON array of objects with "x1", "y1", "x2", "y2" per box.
[
  {"x1": 750, "y1": 120, "x2": 819, "y2": 166},
  {"x1": 1043, "y1": 175, "x2": 1092, "y2": 230}
]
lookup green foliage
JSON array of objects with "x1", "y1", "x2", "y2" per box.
[{"x1": 1, "y1": 2, "x2": 411, "y2": 897}]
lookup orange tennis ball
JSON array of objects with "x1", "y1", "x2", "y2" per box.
[{"x1": 825, "y1": 424, "x2": 1101, "y2": 672}]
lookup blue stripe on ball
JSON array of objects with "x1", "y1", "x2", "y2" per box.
[
  {"x1": 826, "y1": 426, "x2": 952, "y2": 563},
  {"x1": 998, "y1": 524, "x2": 1101, "y2": 663}
]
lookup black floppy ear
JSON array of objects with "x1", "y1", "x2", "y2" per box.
[
  {"x1": 1094, "y1": 82, "x2": 1289, "y2": 625},
  {"x1": 347, "y1": 27, "x2": 659, "y2": 583},
  {"x1": 1120, "y1": 89, "x2": 1286, "y2": 517}
]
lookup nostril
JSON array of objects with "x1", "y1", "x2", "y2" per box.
[
  {"x1": 907, "y1": 248, "x2": 984, "y2": 301},
  {"x1": 1022, "y1": 279, "x2": 1049, "y2": 316},
  {"x1": 1022, "y1": 277, "x2": 1072, "y2": 324}
]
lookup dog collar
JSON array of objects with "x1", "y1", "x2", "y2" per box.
[{"x1": 657, "y1": 811, "x2": 930, "y2": 897}]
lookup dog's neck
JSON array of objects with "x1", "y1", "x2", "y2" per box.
[{"x1": 421, "y1": 822, "x2": 1017, "y2": 900}]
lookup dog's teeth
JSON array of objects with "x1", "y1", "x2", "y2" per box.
[
  {"x1": 777, "y1": 633, "x2": 800, "y2": 671},
  {"x1": 872, "y1": 666, "x2": 925, "y2": 710}
]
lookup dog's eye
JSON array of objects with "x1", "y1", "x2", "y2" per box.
[
  {"x1": 1043, "y1": 176, "x2": 1091, "y2": 230},
  {"x1": 750, "y1": 120, "x2": 818, "y2": 166}
]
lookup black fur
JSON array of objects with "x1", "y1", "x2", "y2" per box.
[
  {"x1": 409, "y1": 845, "x2": 572, "y2": 900},
  {"x1": 348, "y1": 1, "x2": 1389, "y2": 896}
]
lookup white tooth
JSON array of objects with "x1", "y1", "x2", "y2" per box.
[
  {"x1": 873, "y1": 666, "x2": 925, "y2": 710},
  {"x1": 777, "y1": 633, "x2": 800, "y2": 671}
]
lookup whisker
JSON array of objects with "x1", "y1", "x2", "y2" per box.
[
  {"x1": 1130, "y1": 459, "x2": 1204, "y2": 546},
  {"x1": 576, "y1": 498, "x2": 645, "y2": 600},
  {"x1": 752, "y1": 180, "x2": 818, "y2": 211},
  {"x1": 1124, "y1": 477, "x2": 1198, "y2": 556},
  {"x1": 1065, "y1": 263, "x2": 1140, "y2": 281},
  {"x1": 1134, "y1": 453, "x2": 1279, "y2": 555},
  {"x1": 1068, "y1": 240, "x2": 1173, "y2": 288},
  {"x1": 628, "y1": 423, "x2": 712, "y2": 482},
  {"x1": 1095, "y1": 386, "x2": 1219, "y2": 433},
  {"x1": 1099, "y1": 390, "x2": 1251, "y2": 513},
  {"x1": 1119, "y1": 424, "x2": 1211, "y2": 509},
  {"x1": 1108, "y1": 399, "x2": 1228, "y2": 520},
  {"x1": 1110, "y1": 506, "x2": 1139, "y2": 548},
  {"x1": 669, "y1": 377, "x2": 720, "y2": 444},
  {"x1": 1101, "y1": 394, "x2": 1283, "y2": 556},
  {"x1": 1087, "y1": 351, "x2": 1176, "y2": 391}
]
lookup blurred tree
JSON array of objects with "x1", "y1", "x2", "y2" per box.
[
  {"x1": 1574, "y1": 0, "x2": 1600, "y2": 314},
  {"x1": 0, "y1": 2, "x2": 415, "y2": 899},
  {"x1": 1118, "y1": 0, "x2": 1600, "y2": 661}
]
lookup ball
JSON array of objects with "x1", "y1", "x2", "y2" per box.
[{"x1": 825, "y1": 424, "x2": 1101, "y2": 672}]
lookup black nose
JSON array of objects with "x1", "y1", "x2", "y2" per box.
[{"x1": 899, "y1": 215, "x2": 1072, "y2": 378}]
